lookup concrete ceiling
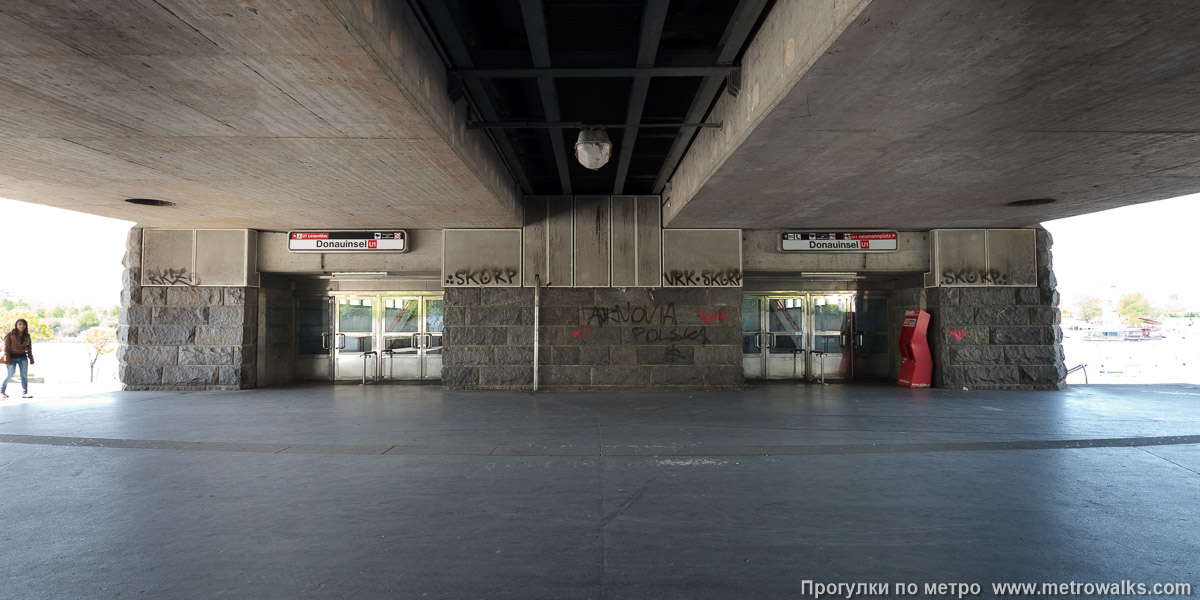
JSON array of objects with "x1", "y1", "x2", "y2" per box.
[
  {"x1": 667, "y1": 0, "x2": 1200, "y2": 229},
  {"x1": 4, "y1": 0, "x2": 1199, "y2": 233},
  {"x1": 0, "y1": 0, "x2": 518, "y2": 229}
]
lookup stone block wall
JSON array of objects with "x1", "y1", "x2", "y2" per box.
[
  {"x1": 118, "y1": 228, "x2": 258, "y2": 391},
  {"x1": 443, "y1": 287, "x2": 744, "y2": 390},
  {"x1": 926, "y1": 229, "x2": 1065, "y2": 390}
]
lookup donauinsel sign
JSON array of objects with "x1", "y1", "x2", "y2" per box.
[
  {"x1": 780, "y1": 232, "x2": 898, "y2": 252},
  {"x1": 288, "y1": 231, "x2": 408, "y2": 252}
]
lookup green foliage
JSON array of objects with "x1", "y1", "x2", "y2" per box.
[
  {"x1": 50, "y1": 306, "x2": 66, "y2": 318},
  {"x1": 0, "y1": 299, "x2": 12, "y2": 310},
  {"x1": 1118, "y1": 292, "x2": 1154, "y2": 325},
  {"x1": 1164, "y1": 294, "x2": 1189, "y2": 318},
  {"x1": 0, "y1": 309, "x2": 54, "y2": 341},
  {"x1": 77, "y1": 311, "x2": 101, "y2": 331},
  {"x1": 83, "y1": 327, "x2": 117, "y2": 383},
  {"x1": 1073, "y1": 296, "x2": 1103, "y2": 321}
]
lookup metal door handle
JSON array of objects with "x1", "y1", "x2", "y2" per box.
[
  {"x1": 335, "y1": 333, "x2": 346, "y2": 350},
  {"x1": 321, "y1": 332, "x2": 331, "y2": 350},
  {"x1": 767, "y1": 332, "x2": 777, "y2": 348}
]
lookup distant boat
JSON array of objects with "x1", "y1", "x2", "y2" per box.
[{"x1": 1083, "y1": 319, "x2": 1165, "y2": 342}]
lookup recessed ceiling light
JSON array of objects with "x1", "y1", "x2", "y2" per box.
[
  {"x1": 124, "y1": 198, "x2": 175, "y2": 207},
  {"x1": 1006, "y1": 198, "x2": 1056, "y2": 207}
]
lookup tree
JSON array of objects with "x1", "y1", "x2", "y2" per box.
[
  {"x1": 1073, "y1": 295, "x2": 1103, "y2": 321},
  {"x1": 50, "y1": 306, "x2": 66, "y2": 318},
  {"x1": 0, "y1": 308, "x2": 54, "y2": 340},
  {"x1": 1165, "y1": 294, "x2": 1188, "y2": 318},
  {"x1": 1118, "y1": 292, "x2": 1153, "y2": 325},
  {"x1": 77, "y1": 310, "x2": 101, "y2": 331},
  {"x1": 82, "y1": 327, "x2": 116, "y2": 383}
]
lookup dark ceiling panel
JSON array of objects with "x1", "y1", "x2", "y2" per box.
[{"x1": 411, "y1": 0, "x2": 773, "y2": 195}]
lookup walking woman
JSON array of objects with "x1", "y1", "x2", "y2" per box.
[{"x1": 1, "y1": 318, "x2": 35, "y2": 398}]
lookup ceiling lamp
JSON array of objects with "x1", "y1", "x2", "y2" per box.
[{"x1": 575, "y1": 128, "x2": 612, "y2": 170}]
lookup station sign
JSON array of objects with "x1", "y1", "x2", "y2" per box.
[
  {"x1": 288, "y1": 230, "x2": 407, "y2": 252},
  {"x1": 781, "y1": 231, "x2": 898, "y2": 252}
]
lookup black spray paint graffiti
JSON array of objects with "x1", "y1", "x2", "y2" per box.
[
  {"x1": 663, "y1": 345, "x2": 687, "y2": 363},
  {"x1": 583, "y1": 302, "x2": 677, "y2": 327},
  {"x1": 578, "y1": 302, "x2": 718, "y2": 363},
  {"x1": 145, "y1": 267, "x2": 198, "y2": 286},
  {"x1": 941, "y1": 269, "x2": 1010, "y2": 286},
  {"x1": 662, "y1": 268, "x2": 742, "y2": 287},
  {"x1": 631, "y1": 326, "x2": 711, "y2": 345},
  {"x1": 444, "y1": 266, "x2": 519, "y2": 286}
]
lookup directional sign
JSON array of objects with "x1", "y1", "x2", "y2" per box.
[
  {"x1": 288, "y1": 231, "x2": 407, "y2": 252},
  {"x1": 781, "y1": 232, "x2": 898, "y2": 252}
]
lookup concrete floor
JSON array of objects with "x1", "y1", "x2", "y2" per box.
[{"x1": 1, "y1": 383, "x2": 1198, "y2": 599}]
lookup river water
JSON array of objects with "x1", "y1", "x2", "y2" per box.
[{"x1": 1063, "y1": 334, "x2": 1200, "y2": 384}]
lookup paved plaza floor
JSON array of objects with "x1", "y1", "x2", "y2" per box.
[{"x1": 2, "y1": 382, "x2": 1198, "y2": 598}]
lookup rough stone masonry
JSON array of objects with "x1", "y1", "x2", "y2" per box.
[
  {"x1": 442, "y1": 287, "x2": 744, "y2": 390},
  {"x1": 118, "y1": 228, "x2": 258, "y2": 391},
  {"x1": 926, "y1": 229, "x2": 1066, "y2": 390}
]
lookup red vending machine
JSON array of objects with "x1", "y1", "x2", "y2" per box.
[{"x1": 898, "y1": 308, "x2": 932, "y2": 388}]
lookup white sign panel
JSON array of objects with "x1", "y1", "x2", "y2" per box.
[
  {"x1": 781, "y1": 232, "x2": 898, "y2": 252},
  {"x1": 288, "y1": 231, "x2": 407, "y2": 252}
]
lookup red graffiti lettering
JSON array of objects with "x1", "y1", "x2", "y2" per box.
[
  {"x1": 696, "y1": 310, "x2": 728, "y2": 324},
  {"x1": 571, "y1": 327, "x2": 589, "y2": 339}
]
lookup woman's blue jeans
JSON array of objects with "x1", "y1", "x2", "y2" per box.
[{"x1": 2, "y1": 356, "x2": 28, "y2": 394}]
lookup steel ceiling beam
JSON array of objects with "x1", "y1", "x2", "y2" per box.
[
  {"x1": 452, "y1": 66, "x2": 735, "y2": 78},
  {"x1": 519, "y1": 0, "x2": 571, "y2": 195},
  {"x1": 468, "y1": 121, "x2": 721, "y2": 129},
  {"x1": 613, "y1": 0, "x2": 670, "y2": 195},
  {"x1": 652, "y1": 0, "x2": 769, "y2": 195},
  {"x1": 420, "y1": 1, "x2": 533, "y2": 194}
]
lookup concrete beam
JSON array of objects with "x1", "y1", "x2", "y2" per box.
[{"x1": 662, "y1": 0, "x2": 871, "y2": 225}]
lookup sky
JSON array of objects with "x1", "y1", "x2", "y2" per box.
[
  {"x1": 0, "y1": 198, "x2": 133, "y2": 308},
  {"x1": 1042, "y1": 193, "x2": 1200, "y2": 312},
  {"x1": 1, "y1": 193, "x2": 1198, "y2": 310}
]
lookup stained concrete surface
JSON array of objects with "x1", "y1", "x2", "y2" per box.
[{"x1": 1, "y1": 383, "x2": 1198, "y2": 598}]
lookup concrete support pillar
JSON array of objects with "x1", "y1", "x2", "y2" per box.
[
  {"x1": 926, "y1": 229, "x2": 1065, "y2": 390},
  {"x1": 117, "y1": 228, "x2": 258, "y2": 390}
]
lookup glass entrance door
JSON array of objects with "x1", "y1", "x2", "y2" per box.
[
  {"x1": 741, "y1": 297, "x2": 765, "y2": 379},
  {"x1": 766, "y1": 297, "x2": 806, "y2": 379},
  {"x1": 334, "y1": 296, "x2": 376, "y2": 381},
  {"x1": 809, "y1": 294, "x2": 855, "y2": 380},
  {"x1": 742, "y1": 296, "x2": 807, "y2": 380},
  {"x1": 295, "y1": 297, "x2": 332, "y2": 380},
  {"x1": 854, "y1": 295, "x2": 891, "y2": 380},
  {"x1": 329, "y1": 294, "x2": 443, "y2": 382},
  {"x1": 742, "y1": 293, "x2": 867, "y2": 381},
  {"x1": 379, "y1": 296, "x2": 443, "y2": 381}
]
